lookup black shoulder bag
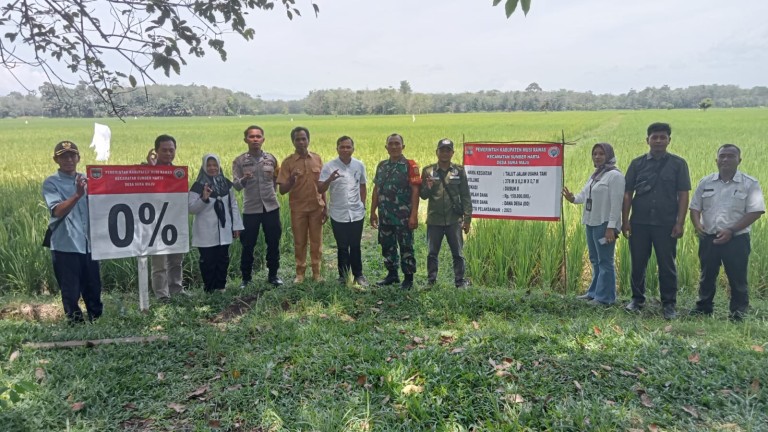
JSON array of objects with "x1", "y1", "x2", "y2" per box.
[
  {"x1": 41, "y1": 217, "x2": 65, "y2": 248},
  {"x1": 634, "y1": 157, "x2": 669, "y2": 195}
]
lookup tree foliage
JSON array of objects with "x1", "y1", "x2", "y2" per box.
[
  {"x1": 525, "y1": 82, "x2": 542, "y2": 92},
  {"x1": 2, "y1": 83, "x2": 764, "y2": 119},
  {"x1": 493, "y1": 0, "x2": 532, "y2": 18},
  {"x1": 399, "y1": 80, "x2": 412, "y2": 95},
  {"x1": 698, "y1": 97, "x2": 713, "y2": 111},
  {"x1": 0, "y1": 0, "x2": 318, "y2": 117}
]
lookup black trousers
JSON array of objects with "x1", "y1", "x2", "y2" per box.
[
  {"x1": 696, "y1": 233, "x2": 750, "y2": 314},
  {"x1": 629, "y1": 223, "x2": 678, "y2": 306},
  {"x1": 240, "y1": 209, "x2": 282, "y2": 281},
  {"x1": 198, "y1": 245, "x2": 230, "y2": 292},
  {"x1": 51, "y1": 251, "x2": 103, "y2": 322},
  {"x1": 330, "y1": 218, "x2": 364, "y2": 278},
  {"x1": 426, "y1": 223, "x2": 466, "y2": 283}
]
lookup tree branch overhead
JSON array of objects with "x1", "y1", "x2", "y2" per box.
[{"x1": 0, "y1": 0, "x2": 320, "y2": 117}]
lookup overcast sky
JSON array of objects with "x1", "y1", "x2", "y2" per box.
[{"x1": 1, "y1": 0, "x2": 766, "y2": 99}]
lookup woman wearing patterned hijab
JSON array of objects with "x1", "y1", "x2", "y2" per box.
[
  {"x1": 562, "y1": 143, "x2": 625, "y2": 305},
  {"x1": 189, "y1": 154, "x2": 244, "y2": 292}
]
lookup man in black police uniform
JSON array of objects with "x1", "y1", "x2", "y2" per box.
[{"x1": 622, "y1": 122, "x2": 691, "y2": 319}]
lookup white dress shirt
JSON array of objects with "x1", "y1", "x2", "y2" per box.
[
  {"x1": 689, "y1": 171, "x2": 765, "y2": 235},
  {"x1": 320, "y1": 157, "x2": 367, "y2": 223}
]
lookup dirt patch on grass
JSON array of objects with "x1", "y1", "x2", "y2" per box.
[
  {"x1": 0, "y1": 303, "x2": 63, "y2": 322},
  {"x1": 209, "y1": 294, "x2": 261, "y2": 323},
  {"x1": 119, "y1": 417, "x2": 155, "y2": 431}
]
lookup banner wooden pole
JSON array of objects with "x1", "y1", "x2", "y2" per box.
[{"x1": 138, "y1": 256, "x2": 149, "y2": 311}]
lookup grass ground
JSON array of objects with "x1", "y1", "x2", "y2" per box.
[{"x1": 1, "y1": 273, "x2": 766, "y2": 431}]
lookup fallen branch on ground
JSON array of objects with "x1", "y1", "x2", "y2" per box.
[{"x1": 23, "y1": 336, "x2": 169, "y2": 349}]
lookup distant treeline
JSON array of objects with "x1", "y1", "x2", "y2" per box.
[{"x1": 1, "y1": 82, "x2": 767, "y2": 118}]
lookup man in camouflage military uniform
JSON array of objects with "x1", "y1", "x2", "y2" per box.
[
  {"x1": 420, "y1": 138, "x2": 473, "y2": 288},
  {"x1": 370, "y1": 133, "x2": 421, "y2": 289}
]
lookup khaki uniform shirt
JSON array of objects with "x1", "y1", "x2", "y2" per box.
[
  {"x1": 277, "y1": 152, "x2": 324, "y2": 212},
  {"x1": 690, "y1": 171, "x2": 765, "y2": 235},
  {"x1": 232, "y1": 151, "x2": 280, "y2": 214}
]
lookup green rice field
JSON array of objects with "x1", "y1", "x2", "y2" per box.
[{"x1": 1, "y1": 109, "x2": 766, "y2": 297}]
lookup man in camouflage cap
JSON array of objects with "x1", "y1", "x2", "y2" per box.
[{"x1": 370, "y1": 133, "x2": 421, "y2": 289}]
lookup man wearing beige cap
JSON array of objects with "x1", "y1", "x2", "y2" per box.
[{"x1": 42, "y1": 141, "x2": 103, "y2": 323}]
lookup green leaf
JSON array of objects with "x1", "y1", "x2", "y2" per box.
[
  {"x1": 9, "y1": 390, "x2": 20, "y2": 403},
  {"x1": 505, "y1": 0, "x2": 520, "y2": 18},
  {"x1": 14, "y1": 381, "x2": 35, "y2": 393},
  {"x1": 521, "y1": 0, "x2": 531, "y2": 15},
  {"x1": 169, "y1": 58, "x2": 180, "y2": 75},
  {"x1": 492, "y1": 0, "x2": 503, "y2": 5},
  {"x1": 129, "y1": 75, "x2": 137, "y2": 88}
]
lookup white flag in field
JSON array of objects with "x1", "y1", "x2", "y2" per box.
[{"x1": 91, "y1": 123, "x2": 111, "y2": 161}]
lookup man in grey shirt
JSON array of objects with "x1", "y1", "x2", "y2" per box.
[
  {"x1": 232, "y1": 125, "x2": 283, "y2": 287},
  {"x1": 43, "y1": 141, "x2": 103, "y2": 322}
]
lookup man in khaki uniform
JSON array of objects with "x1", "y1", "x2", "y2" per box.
[
  {"x1": 277, "y1": 127, "x2": 327, "y2": 283},
  {"x1": 146, "y1": 134, "x2": 186, "y2": 302}
]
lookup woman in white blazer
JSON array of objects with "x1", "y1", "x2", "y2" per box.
[
  {"x1": 562, "y1": 143, "x2": 625, "y2": 305},
  {"x1": 189, "y1": 154, "x2": 244, "y2": 292}
]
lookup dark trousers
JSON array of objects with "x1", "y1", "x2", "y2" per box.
[
  {"x1": 426, "y1": 223, "x2": 466, "y2": 283},
  {"x1": 696, "y1": 233, "x2": 750, "y2": 314},
  {"x1": 629, "y1": 223, "x2": 678, "y2": 306},
  {"x1": 198, "y1": 245, "x2": 230, "y2": 292},
  {"x1": 330, "y1": 218, "x2": 364, "y2": 278},
  {"x1": 240, "y1": 209, "x2": 281, "y2": 281},
  {"x1": 51, "y1": 251, "x2": 103, "y2": 322}
]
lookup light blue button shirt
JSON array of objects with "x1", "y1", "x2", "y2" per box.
[
  {"x1": 42, "y1": 170, "x2": 91, "y2": 254},
  {"x1": 319, "y1": 157, "x2": 367, "y2": 223}
]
